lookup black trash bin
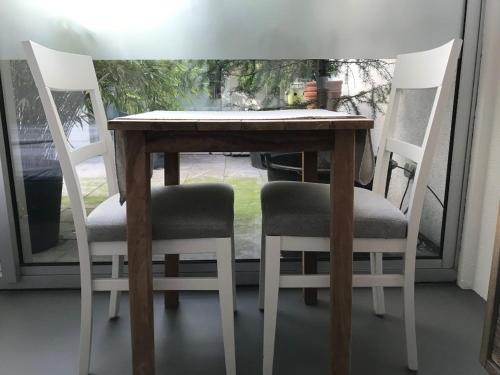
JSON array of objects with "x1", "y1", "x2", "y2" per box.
[
  {"x1": 22, "y1": 158, "x2": 63, "y2": 253},
  {"x1": 252, "y1": 152, "x2": 374, "y2": 188},
  {"x1": 261, "y1": 152, "x2": 331, "y2": 183}
]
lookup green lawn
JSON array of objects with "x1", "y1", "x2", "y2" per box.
[
  {"x1": 63, "y1": 176, "x2": 262, "y2": 217},
  {"x1": 183, "y1": 175, "x2": 262, "y2": 221}
]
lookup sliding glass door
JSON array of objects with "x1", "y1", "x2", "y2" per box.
[{"x1": 0, "y1": 0, "x2": 477, "y2": 287}]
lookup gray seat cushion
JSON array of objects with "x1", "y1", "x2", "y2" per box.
[
  {"x1": 262, "y1": 181, "x2": 407, "y2": 238},
  {"x1": 87, "y1": 183, "x2": 234, "y2": 242}
]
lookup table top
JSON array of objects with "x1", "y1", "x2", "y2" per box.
[{"x1": 108, "y1": 109, "x2": 373, "y2": 131}]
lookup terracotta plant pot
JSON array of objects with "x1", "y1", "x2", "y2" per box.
[{"x1": 304, "y1": 80, "x2": 317, "y2": 108}]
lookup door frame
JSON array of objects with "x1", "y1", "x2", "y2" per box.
[
  {"x1": 441, "y1": 0, "x2": 484, "y2": 270},
  {"x1": 0, "y1": 72, "x2": 20, "y2": 283}
]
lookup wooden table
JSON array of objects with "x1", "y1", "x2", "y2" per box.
[{"x1": 108, "y1": 110, "x2": 373, "y2": 375}]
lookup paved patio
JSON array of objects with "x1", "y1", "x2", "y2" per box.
[{"x1": 32, "y1": 154, "x2": 267, "y2": 263}]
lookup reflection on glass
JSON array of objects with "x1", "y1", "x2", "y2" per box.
[{"x1": 5, "y1": 61, "x2": 99, "y2": 260}]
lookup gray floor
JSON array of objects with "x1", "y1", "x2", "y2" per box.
[{"x1": 0, "y1": 285, "x2": 487, "y2": 375}]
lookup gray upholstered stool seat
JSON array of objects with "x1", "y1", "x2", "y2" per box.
[
  {"x1": 87, "y1": 183, "x2": 234, "y2": 242},
  {"x1": 261, "y1": 181, "x2": 407, "y2": 238}
]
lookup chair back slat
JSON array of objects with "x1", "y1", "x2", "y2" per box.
[
  {"x1": 23, "y1": 41, "x2": 119, "y2": 246},
  {"x1": 23, "y1": 43, "x2": 99, "y2": 91},
  {"x1": 372, "y1": 39, "x2": 462, "y2": 253},
  {"x1": 385, "y1": 138, "x2": 423, "y2": 164},
  {"x1": 392, "y1": 42, "x2": 458, "y2": 89},
  {"x1": 71, "y1": 142, "x2": 109, "y2": 166}
]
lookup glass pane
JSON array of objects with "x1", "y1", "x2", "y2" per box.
[
  {"x1": 393, "y1": 88, "x2": 437, "y2": 147},
  {"x1": 1, "y1": 58, "x2": 454, "y2": 263},
  {"x1": 1, "y1": 61, "x2": 104, "y2": 263},
  {"x1": 386, "y1": 86, "x2": 455, "y2": 257},
  {"x1": 52, "y1": 91, "x2": 99, "y2": 150},
  {"x1": 35, "y1": 156, "x2": 109, "y2": 263},
  {"x1": 2, "y1": 60, "x2": 62, "y2": 262}
]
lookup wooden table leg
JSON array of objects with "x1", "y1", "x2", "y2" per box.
[
  {"x1": 330, "y1": 130, "x2": 355, "y2": 375},
  {"x1": 126, "y1": 131, "x2": 155, "y2": 375},
  {"x1": 164, "y1": 152, "x2": 180, "y2": 309},
  {"x1": 302, "y1": 151, "x2": 319, "y2": 306}
]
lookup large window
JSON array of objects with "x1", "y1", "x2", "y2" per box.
[
  {"x1": 1, "y1": 56, "x2": 455, "y2": 264},
  {"x1": 2, "y1": 58, "x2": 402, "y2": 262}
]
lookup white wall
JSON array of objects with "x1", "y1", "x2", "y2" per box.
[{"x1": 458, "y1": 0, "x2": 500, "y2": 299}]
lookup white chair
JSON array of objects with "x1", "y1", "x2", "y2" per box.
[
  {"x1": 23, "y1": 41, "x2": 236, "y2": 375},
  {"x1": 258, "y1": 39, "x2": 462, "y2": 374}
]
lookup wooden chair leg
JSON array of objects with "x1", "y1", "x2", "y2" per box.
[
  {"x1": 263, "y1": 236, "x2": 281, "y2": 375},
  {"x1": 108, "y1": 254, "x2": 123, "y2": 319},
  {"x1": 216, "y1": 238, "x2": 236, "y2": 375},
  {"x1": 231, "y1": 236, "x2": 237, "y2": 312},
  {"x1": 370, "y1": 253, "x2": 386, "y2": 316},
  {"x1": 404, "y1": 255, "x2": 418, "y2": 371},
  {"x1": 79, "y1": 279, "x2": 93, "y2": 375},
  {"x1": 258, "y1": 230, "x2": 266, "y2": 311}
]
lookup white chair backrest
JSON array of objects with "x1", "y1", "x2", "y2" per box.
[
  {"x1": 23, "y1": 41, "x2": 118, "y2": 245},
  {"x1": 372, "y1": 39, "x2": 462, "y2": 246}
]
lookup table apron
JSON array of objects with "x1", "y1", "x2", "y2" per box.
[{"x1": 144, "y1": 130, "x2": 338, "y2": 153}]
